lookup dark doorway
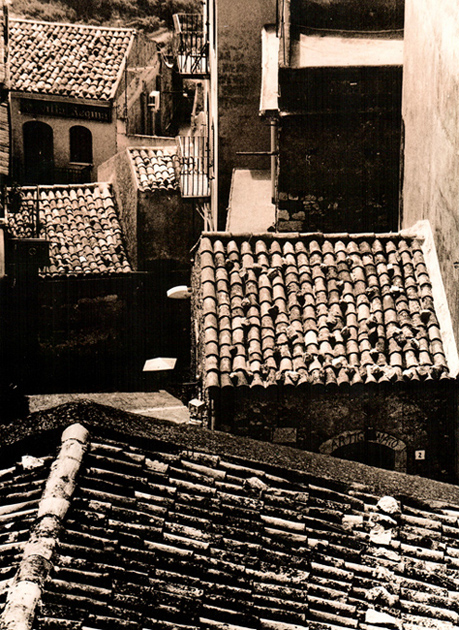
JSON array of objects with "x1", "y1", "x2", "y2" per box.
[
  {"x1": 23, "y1": 121, "x2": 54, "y2": 184},
  {"x1": 334, "y1": 441, "x2": 396, "y2": 470}
]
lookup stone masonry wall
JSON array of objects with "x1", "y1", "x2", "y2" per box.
[
  {"x1": 212, "y1": 382, "x2": 457, "y2": 482},
  {"x1": 218, "y1": 0, "x2": 277, "y2": 219},
  {"x1": 277, "y1": 113, "x2": 401, "y2": 233},
  {"x1": 98, "y1": 151, "x2": 139, "y2": 269}
]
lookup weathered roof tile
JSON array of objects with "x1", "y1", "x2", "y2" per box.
[
  {"x1": 129, "y1": 148, "x2": 179, "y2": 192},
  {"x1": 10, "y1": 19, "x2": 134, "y2": 101},
  {"x1": 195, "y1": 233, "x2": 452, "y2": 388},
  {"x1": 7, "y1": 183, "x2": 132, "y2": 276}
]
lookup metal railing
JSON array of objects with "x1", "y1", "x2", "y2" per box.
[
  {"x1": 5, "y1": 186, "x2": 41, "y2": 238},
  {"x1": 12, "y1": 160, "x2": 93, "y2": 186},
  {"x1": 173, "y1": 13, "x2": 209, "y2": 76},
  {"x1": 176, "y1": 135, "x2": 210, "y2": 198}
]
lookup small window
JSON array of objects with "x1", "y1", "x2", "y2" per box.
[{"x1": 70, "y1": 126, "x2": 93, "y2": 164}]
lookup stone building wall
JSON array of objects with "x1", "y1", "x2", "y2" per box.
[
  {"x1": 211, "y1": 382, "x2": 457, "y2": 482},
  {"x1": 218, "y1": 0, "x2": 277, "y2": 219},
  {"x1": 277, "y1": 112, "x2": 401, "y2": 233},
  {"x1": 290, "y1": 0, "x2": 404, "y2": 30},
  {"x1": 138, "y1": 190, "x2": 202, "y2": 272},
  {"x1": 402, "y1": 0, "x2": 459, "y2": 345},
  {"x1": 98, "y1": 151, "x2": 139, "y2": 269}
]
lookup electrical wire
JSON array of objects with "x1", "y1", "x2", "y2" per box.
[{"x1": 295, "y1": 24, "x2": 404, "y2": 35}]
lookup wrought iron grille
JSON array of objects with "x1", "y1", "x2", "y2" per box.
[
  {"x1": 176, "y1": 135, "x2": 210, "y2": 198},
  {"x1": 173, "y1": 13, "x2": 209, "y2": 76}
]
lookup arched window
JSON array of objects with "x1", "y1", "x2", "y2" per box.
[
  {"x1": 23, "y1": 121, "x2": 54, "y2": 184},
  {"x1": 69, "y1": 126, "x2": 93, "y2": 164}
]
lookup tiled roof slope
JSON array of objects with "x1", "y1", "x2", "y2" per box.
[
  {"x1": 0, "y1": 452, "x2": 52, "y2": 611},
  {"x1": 129, "y1": 148, "x2": 179, "y2": 192},
  {"x1": 10, "y1": 19, "x2": 134, "y2": 101},
  {"x1": 194, "y1": 233, "x2": 451, "y2": 389},
  {"x1": 4, "y1": 406, "x2": 459, "y2": 629},
  {"x1": 7, "y1": 183, "x2": 132, "y2": 276}
]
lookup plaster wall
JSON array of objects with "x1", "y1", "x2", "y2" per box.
[
  {"x1": 402, "y1": 0, "x2": 459, "y2": 344},
  {"x1": 10, "y1": 96, "x2": 117, "y2": 181},
  {"x1": 98, "y1": 150, "x2": 139, "y2": 269},
  {"x1": 218, "y1": 0, "x2": 277, "y2": 217},
  {"x1": 138, "y1": 190, "x2": 202, "y2": 271}
]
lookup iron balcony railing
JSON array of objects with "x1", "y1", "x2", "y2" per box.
[
  {"x1": 172, "y1": 13, "x2": 209, "y2": 76},
  {"x1": 176, "y1": 135, "x2": 210, "y2": 198},
  {"x1": 6, "y1": 186, "x2": 41, "y2": 238},
  {"x1": 13, "y1": 159, "x2": 93, "y2": 186}
]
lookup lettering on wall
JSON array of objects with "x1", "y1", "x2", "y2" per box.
[
  {"x1": 320, "y1": 430, "x2": 408, "y2": 472},
  {"x1": 20, "y1": 99, "x2": 112, "y2": 123}
]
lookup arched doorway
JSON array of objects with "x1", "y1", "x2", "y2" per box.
[
  {"x1": 23, "y1": 121, "x2": 54, "y2": 184},
  {"x1": 320, "y1": 430, "x2": 407, "y2": 472},
  {"x1": 333, "y1": 440, "x2": 396, "y2": 470}
]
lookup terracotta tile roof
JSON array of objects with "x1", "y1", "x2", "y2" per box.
[
  {"x1": 10, "y1": 19, "x2": 135, "y2": 101},
  {"x1": 0, "y1": 452, "x2": 52, "y2": 607},
  {"x1": 194, "y1": 233, "x2": 451, "y2": 389},
  {"x1": 7, "y1": 183, "x2": 132, "y2": 276},
  {"x1": 129, "y1": 147, "x2": 179, "y2": 192},
  {"x1": 4, "y1": 404, "x2": 459, "y2": 629}
]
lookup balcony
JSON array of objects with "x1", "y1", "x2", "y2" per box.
[
  {"x1": 172, "y1": 13, "x2": 209, "y2": 77},
  {"x1": 176, "y1": 135, "x2": 210, "y2": 198},
  {"x1": 12, "y1": 159, "x2": 93, "y2": 186}
]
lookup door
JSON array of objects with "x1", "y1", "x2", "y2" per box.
[{"x1": 23, "y1": 121, "x2": 54, "y2": 184}]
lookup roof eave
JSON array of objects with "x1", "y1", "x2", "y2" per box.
[
  {"x1": 401, "y1": 219, "x2": 459, "y2": 378},
  {"x1": 110, "y1": 30, "x2": 137, "y2": 101}
]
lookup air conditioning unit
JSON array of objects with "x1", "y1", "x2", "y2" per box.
[{"x1": 148, "y1": 90, "x2": 160, "y2": 112}]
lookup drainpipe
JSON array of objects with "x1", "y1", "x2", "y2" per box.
[
  {"x1": 270, "y1": 118, "x2": 278, "y2": 204},
  {"x1": 0, "y1": 221, "x2": 5, "y2": 278},
  {"x1": 209, "y1": 394, "x2": 216, "y2": 431}
]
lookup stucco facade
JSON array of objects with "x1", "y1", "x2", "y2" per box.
[
  {"x1": 402, "y1": 0, "x2": 459, "y2": 345},
  {"x1": 99, "y1": 143, "x2": 203, "y2": 272},
  {"x1": 217, "y1": 0, "x2": 277, "y2": 217},
  {"x1": 10, "y1": 96, "x2": 117, "y2": 183}
]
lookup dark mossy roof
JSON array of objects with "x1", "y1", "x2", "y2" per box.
[{"x1": 1, "y1": 402, "x2": 459, "y2": 629}]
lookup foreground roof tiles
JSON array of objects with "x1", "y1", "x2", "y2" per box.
[
  {"x1": 194, "y1": 233, "x2": 450, "y2": 389},
  {"x1": 7, "y1": 183, "x2": 132, "y2": 276},
  {"x1": 129, "y1": 147, "x2": 179, "y2": 192},
  {"x1": 10, "y1": 19, "x2": 135, "y2": 101},
  {"x1": 3, "y1": 408, "x2": 459, "y2": 629}
]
